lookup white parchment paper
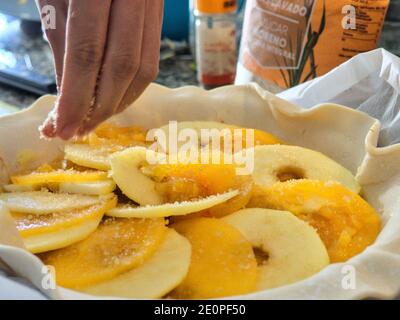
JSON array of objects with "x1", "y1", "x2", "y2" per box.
[{"x1": 278, "y1": 49, "x2": 400, "y2": 146}]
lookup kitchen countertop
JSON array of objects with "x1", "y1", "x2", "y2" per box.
[
  {"x1": 0, "y1": 54, "x2": 198, "y2": 110},
  {"x1": 0, "y1": 13, "x2": 198, "y2": 112}
]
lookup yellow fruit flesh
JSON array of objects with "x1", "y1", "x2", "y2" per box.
[
  {"x1": 39, "y1": 217, "x2": 167, "y2": 288},
  {"x1": 171, "y1": 218, "x2": 258, "y2": 299},
  {"x1": 66, "y1": 124, "x2": 148, "y2": 171},
  {"x1": 11, "y1": 169, "x2": 107, "y2": 185},
  {"x1": 2, "y1": 184, "x2": 39, "y2": 192},
  {"x1": 23, "y1": 215, "x2": 102, "y2": 254},
  {"x1": 158, "y1": 121, "x2": 282, "y2": 151},
  {"x1": 148, "y1": 164, "x2": 253, "y2": 218},
  {"x1": 0, "y1": 191, "x2": 105, "y2": 214},
  {"x1": 88, "y1": 123, "x2": 148, "y2": 148},
  {"x1": 64, "y1": 144, "x2": 113, "y2": 171},
  {"x1": 249, "y1": 180, "x2": 381, "y2": 262},
  {"x1": 202, "y1": 175, "x2": 253, "y2": 218},
  {"x1": 170, "y1": 176, "x2": 253, "y2": 223},
  {"x1": 106, "y1": 190, "x2": 239, "y2": 219},
  {"x1": 253, "y1": 129, "x2": 283, "y2": 146},
  {"x1": 226, "y1": 128, "x2": 283, "y2": 150},
  {"x1": 59, "y1": 179, "x2": 116, "y2": 195},
  {"x1": 14, "y1": 196, "x2": 116, "y2": 253},
  {"x1": 13, "y1": 196, "x2": 117, "y2": 237},
  {"x1": 148, "y1": 163, "x2": 239, "y2": 196},
  {"x1": 81, "y1": 229, "x2": 191, "y2": 299}
]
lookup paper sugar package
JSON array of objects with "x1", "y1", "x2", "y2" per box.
[{"x1": 236, "y1": 0, "x2": 391, "y2": 92}]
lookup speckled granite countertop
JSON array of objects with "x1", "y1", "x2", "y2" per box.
[
  {"x1": 0, "y1": 13, "x2": 198, "y2": 110},
  {"x1": 0, "y1": 55, "x2": 198, "y2": 110}
]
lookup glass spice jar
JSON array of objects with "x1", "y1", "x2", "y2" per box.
[{"x1": 194, "y1": 0, "x2": 238, "y2": 89}]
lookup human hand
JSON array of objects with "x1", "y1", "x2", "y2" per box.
[{"x1": 37, "y1": 0, "x2": 163, "y2": 140}]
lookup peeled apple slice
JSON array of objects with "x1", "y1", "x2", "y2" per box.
[
  {"x1": 248, "y1": 180, "x2": 381, "y2": 262},
  {"x1": 13, "y1": 196, "x2": 117, "y2": 253},
  {"x1": 106, "y1": 190, "x2": 239, "y2": 218},
  {"x1": 0, "y1": 191, "x2": 104, "y2": 214},
  {"x1": 39, "y1": 217, "x2": 167, "y2": 288},
  {"x1": 222, "y1": 208, "x2": 329, "y2": 290},
  {"x1": 111, "y1": 147, "x2": 245, "y2": 207},
  {"x1": 157, "y1": 121, "x2": 282, "y2": 152},
  {"x1": 2, "y1": 184, "x2": 39, "y2": 192},
  {"x1": 11, "y1": 169, "x2": 107, "y2": 185},
  {"x1": 110, "y1": 147, "x2": 166, "y2": 205},
  {"x1": 157, "y1": 121, "x2": 237, "y2": 152},
  {"x1": 252, "y1": 145, "x2": 360, "y2": 193},
  {"x1": 171, "y1": 218, "x2": 258, "y2": 299},
  {"x1": 64, "y1": 144, "x2": 113, "y2": 171},
  {"x1": 81, "y1": 229, "x2": 191, "y2": 298},
  {"x1": 59, "y1": 179, "x2": 116, "y2": 195}
]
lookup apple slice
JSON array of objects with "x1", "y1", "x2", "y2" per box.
[
  {"x1": 13, "y1": 196, "x2": 117, "y2": 253},
  {"x1": 11, "y1": 168, "x2": 107, "y2": 185},
  {"x1": 252, "y1": 145, "x2": 360, "y2": 193},
  {"x1": 81, "y1": 229, "x2": 191, "y2": 298},
  {"x1": 171, "y1": 218, "x2": 258, "y2": 299},
  {"x1": 0, "y1": 191, "x2": 104, "y2": 214},
  {"x1": 59, "y1": 179, "x2": 116, "y2": 195},
  {"x1": 64, "y1": 144, "x2": 113, "y2": 171},
  {"x1": 156, "y1": 121, "x2": 282, "y2": 152},
  {"x1": 39, "y1": 217, "x2": 167, "y2": 288},
  {"x1": 223, "y1": 208, "x2": 329, "y2": 290},
  {"x1": 106, "y1": 190, "x2": 239, "y2": 218},
  {"x1": 2, "y1": 184, "x2": 39, "y2": 192},
  {"x1": 3, "y1": 179, "x2": 116, "y2": 196},
  {"x1": 110, "y1": 147, "x2": 166, "y2": 205},
  {"x1": 248, "y1": 180, "x2": 381, "y2": 262}
]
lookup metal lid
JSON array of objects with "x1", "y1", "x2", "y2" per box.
[{"x1": 195, "y1": 0, "x2": 237, "y2": 14}]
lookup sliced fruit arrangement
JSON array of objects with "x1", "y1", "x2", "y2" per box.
[
  {"x1": 81, "y1": 229, "x2": 191, "y2": 298},
  {"x1": 13, "y1": 195, "x2": 117, "y2": 253},
  {"x1": 107, "y1": 190, "x2": 239, "y2": 219},
  {"x1": 0, "y1": 121, "x2": 382, "y2": 299},
  {"x1": 109, "y1": 147, "x2": 251, "y2": 218},
  {"x1": 248, "y1": 180, "x2": 381, "y2": 262},
  {"x1": 64, "y1": 144, "x2": 113, "y2": 171},
  {"x1": 0, "y1": 191, "x2": 104, "y2": 214},
  {"x1": 64, "y1": 123, "x2": 149, "y2": 171},
  {"x1": 171, "y1": 218, "x2": 258, "y2": 299},
  {"x1": 39, "y1": 217, "x2": 167, "y2": 288},
  {"x1": 157, "y1": 121, "x2": 283, "y2": 152},
  {"x1": 11, "y1": 168, "x2": 107, "y2": 185},
  {"x1": 222, "y1": 208, "x2": 329, "y2": 290},
  {"x1": 86, "y1": 123, "x2": 148, "y2": 148},
  {"x1": 59, "y1": 179, "x2": 116, "y2": 196},
  {"x1": 4, "y1": 160, "x2": 115, "y2": 196},
  {"x1": 2, "y1": 183, "x2": 38, "y2": 192},
  {"x1": 252, "y1": 145, "x2": 360, "y2": 193}
]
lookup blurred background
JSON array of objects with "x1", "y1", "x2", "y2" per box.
[{"x1": 0, "y1": 0, "x2": 398, "y2": 114}]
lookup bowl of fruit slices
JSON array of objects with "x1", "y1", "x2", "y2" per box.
[{"x1": 0, "y1": 83, "x2": 399, "y2": 300}]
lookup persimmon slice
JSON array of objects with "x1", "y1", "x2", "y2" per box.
[
  {"x1": 171, "y1": 218, "x2": 257, "y2": 299},
  {"x1": 39, "y1": 217, "x2": 167, "y2": 288},
  {"x1": 249, "y1": 180, "x2": 381, "y2": 262}
]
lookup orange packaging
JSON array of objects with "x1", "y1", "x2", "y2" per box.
[{"x1": 236, "y1": 0, "x2": 390, "y2": 92}]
